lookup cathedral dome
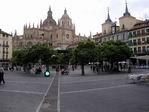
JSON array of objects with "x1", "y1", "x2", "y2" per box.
[
  {"x1": 42, "y1": 6, "x2": 56, "y2": 27},
  {"x1": 61, "y1": 9, "x2": 70, "y2": 20},
  {"x1": 43, "y1": 17, "x2": 56, "y2": 27}
]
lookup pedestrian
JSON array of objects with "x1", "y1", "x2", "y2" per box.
[
  {"x1": 0, "y1": 67, "x2": 5, "y2": 84},
  {"x1": 56, "y1": 65, "x2": 59, "y2": 74}
]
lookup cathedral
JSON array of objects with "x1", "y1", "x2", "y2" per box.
[{"x1": 13, "y1": 6, "x2": 88, "y2": 50}]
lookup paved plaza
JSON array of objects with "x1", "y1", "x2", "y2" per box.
[
  {"x1": 0, "y1": 71, "x2": 55, "y2": 112},
  {"x1": 60, "y1": 68, "x2": 149, "y2": 112},
  {"x1": 0, "y1": 67, "x2": 149, "y2": 112}
]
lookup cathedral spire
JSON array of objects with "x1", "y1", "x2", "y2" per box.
[
  {"x1": 64, "y1": 8, "x2": 67, "y2": 14},
  {"x1": 105, "y1": 7, "x2": 112, "y2": 23},
  {"x1": 123, "y1": 0, "x2": 131, "y2": 16},
  {"x1": 48, "y1": 5, "x2": 52, "y2": 18},
  {"x1": 14, "y1": 30, "x2": 17, "y2": 36}
]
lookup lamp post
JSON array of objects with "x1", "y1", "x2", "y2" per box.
[{"x1": 44, "y1": 55, "x2": 56, "y2": 77}]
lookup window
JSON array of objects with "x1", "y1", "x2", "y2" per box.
[
  {"x1": 51, "y1": 34, "x2": 52, "y2": 40},
  {"x1": 138, "y1": 39, "x2": 141, "y2": 45},
  {"x1": 104, "y1": 30, "x2": 106, "y2": 34},
  {"x1": 122, "y1": 24, "x2": 125, "y2": 29},
  {"x1": 142, "y1": 46, "x2": 146, "y2": 53},
  {"x1": 134, "y1": 47, "x2": 137, "y2": 53},
  {"x1": 6, "y1": 41, "x2": 8, "y2": 45},
  {"x1": 146, "y1": 28, "x2": 149, "y2": 33},
  {"x1": 142, "y1": 38, "x2": 145, "y2": 44},
  {"x1": 6, "y1": 48, "x2": 8, "y2": 52},
  {"x1": 6, "y1": 55, "x2": 8, "y2": 60},
  {"x1": 3, "y1": 55, "x2": 4, "y2": 60},
  {"x1": 137, "y1": 30, "x2": 140, "y2": 35},
  {"x1": 128, "y1": 40, "x2": 132, "y2": 46},
  {"x1": 133, "y1": 39, "x2": 137, "y2": 45},
  {"x1": 147, "y1": 37, "x2": 149, "y2": 43},
  {"x1": 129, "y1": 32, "x2": 132, "y2": 38},
  {"x1": 142, "y1": 29, "x2": 145, "y2": 35},
  {"x1": 133, "y1": 31, "x2": 136, "y2": 36},
  {"x1": 138, "y1": 47, "x2": 141, "y2": 53},
  {"x1": 147, "y1": 46, "x2": 149, "y2": 52},
  {"x1": 30, "y1": 35, "x2": 32, "y2": 39},
  {"x1": 66, "y1": 34, "x2": 69, "y2": 39}
]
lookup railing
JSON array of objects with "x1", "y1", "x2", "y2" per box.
[
  {"x1": 128, "y1": 41, "x2": 149, "y2": 46},
  {"x1": 134, "y1": 51, "x2": 149, "y2": 56},
  {"x1": 129, "y1": 32, "x2": 149, "y2": 38}
]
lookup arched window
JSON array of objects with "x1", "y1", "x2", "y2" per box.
[
  {"x1": 66, "y1": 34, "x2": 69, "y2": 39},
  {"x1": 104, "y1": 30, "x2": 106, "y2": 34},
  {"x1": 51, "y1": 34, "x2": 53, "y2": 40},
  {"x1": 122, "y1": 24, "x2": 125, "y2": 29}
]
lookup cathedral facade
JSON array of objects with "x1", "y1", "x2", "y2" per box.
[{"x1": 13, "y1": 6, "x2": 88, "y2": 50}]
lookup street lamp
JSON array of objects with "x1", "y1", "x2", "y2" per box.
[{"x1": 44, "y1": 55, "x2": 56, "y2": 77}]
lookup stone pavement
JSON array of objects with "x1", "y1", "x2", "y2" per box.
[
  {"x1": 0, "y1": 71, "x2": 54, "y2": 112},
  {"x1": 38, "y1": 73, "x2": 59, "y2": 112},
  {"x1": 0, "y1": 67, "x2": 149, "y2": 112}
]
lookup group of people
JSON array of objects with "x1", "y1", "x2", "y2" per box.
[{"x1": 0, "y1": 67, "x2": 5, "y2": 84}]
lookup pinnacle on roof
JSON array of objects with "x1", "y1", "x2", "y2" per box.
[
  {"x1": 105, "y1": 7, "x2": 112, "y2": 23},
  {"x1": 123, "y1": 0, "x2": 131, "y2": 16}
]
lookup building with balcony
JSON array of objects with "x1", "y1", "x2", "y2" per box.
[
  {"x1": 128, "y1": 20, "x2": 149, "y2": 67},
  {"x1": 0, "y1": 29, "x2": 12, "y2": 69},
  {"x1": 94, "y1": 1, "x2": 141, "y2": 44}
]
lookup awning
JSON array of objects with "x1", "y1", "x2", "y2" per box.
[{"x1": 130, "y1": 55, "x2": 149, "y2": 60}]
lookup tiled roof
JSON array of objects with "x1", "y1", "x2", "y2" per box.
[
  {"x1": 130, "y1": 20, "x2": 149, "y2": 31},
  {"x1": 0, "y1": 29, "x2": 11, "y2": 36}
]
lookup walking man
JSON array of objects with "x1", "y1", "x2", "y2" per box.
[{"x1": 0, "y1": 67, "x2": 5, "y2": 84}]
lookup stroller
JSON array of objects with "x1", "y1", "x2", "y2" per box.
[{"x1": 61, "y1": 68, "x2": 69, "y2": 75}]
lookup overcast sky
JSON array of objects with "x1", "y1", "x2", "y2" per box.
[{"x1": 0, "y1": 0, "x2": 149, "y2": 36}]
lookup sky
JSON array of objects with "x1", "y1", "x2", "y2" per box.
[{"x1": 0, "y1": 0, "x2": 149, "y2": 36}]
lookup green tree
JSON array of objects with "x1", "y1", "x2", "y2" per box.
[
  {"x1": 26, "y1": 43, "x2": 54, "y2": 64},
  {"x1": 12, "y1": 48, "x2": 29, "y2": 65},
  {"x1": 71, "y1": 39, "x2": 96, "y2": 75},
  {"x1": 12, "y1": 43, "x2": 55, "y2": 72},
  {"x1": 98, "y1": 40, "x2": 132, "y2": 71}
]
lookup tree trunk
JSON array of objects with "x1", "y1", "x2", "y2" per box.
[
  {"x1": 116, "y1": 62, "x2": 119, "y2": 72},
  {"x1": 81, "y1": 64, "x2": 85, "y2": 76},
  {"x1": 110, "y1": 62, "x2": 113, "y2": 72}
]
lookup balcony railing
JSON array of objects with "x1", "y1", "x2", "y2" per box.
[
  {"x1": 134, "y1": 51, "x2": 149, "y2": 56},
  {"x1": 2, "y1": 44, "x2": 9, "y2": 47},
  {"x1": 129, "y1": 32, "x2": 149, "y2": 38},
  {"x1": 129, "y1": 41, "x2": 149, "y2": 46}
]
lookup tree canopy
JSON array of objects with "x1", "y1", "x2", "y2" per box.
[
  {"x1": 99, "y1": 40, "x2": 132, "y2": 63},
  {"x1": 12, "y1": 43, "x2": 55, "y2": 65},
  {"x1": 71, "y1": 39, "x2": 96, "y2": 75}
]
